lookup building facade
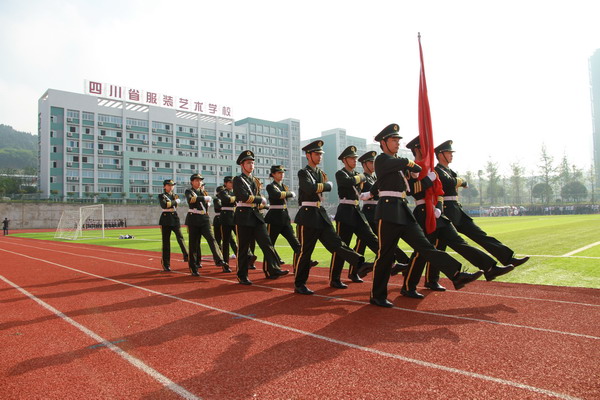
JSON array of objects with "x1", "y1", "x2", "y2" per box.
[
  {"x1": 590, "y1": 49, "x2": 600, "y2": 186},
  {"x1": 38, "y1": 87, "x2": 301, "y2": 201}
]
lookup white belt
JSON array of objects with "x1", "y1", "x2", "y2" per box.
[
  {"x1": 214, "y1": 212, "x2": 220, "y2": 216},
  {"x1": 236, "y1": 202, "x2": 256, "y2": 208},
  {"x1": 362, "y1": 200, "x2": 378, "y2": 205},
  {"x1": 188, "y1": 209, "x2": 207, "y2": 215},
  {"x1": 302, "y1": 201, "x2": 321, "y2": 207},
  {"x1": 162, "y1": 208, "x2": 176, "y2": 212},
  {"x1": 415, "y1": 199, "x2": 426, "y2": 205},
  {"x1": 443, "y1": 196, "x2": 458, "y2": 201},
  {"x1": 221, "y1": 207, "x2": 234, "y2": 211},
  {"x1": 379, "y1": 191, "x2": 406, "y2": 198},
  {"x1": 339, "y1": 199, "x2": 359, "y2": 205},
  {"x1": 269, "y1": 205, "x2": 287, "y2": 209}
]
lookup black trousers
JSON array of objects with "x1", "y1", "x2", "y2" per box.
[
  {"x1": 295, "y1": 223, "x2": 364, "y2": 287},
  {"x1": 454, "y1": 218, "x2": 515, "y2": 265},
  {"x1": 187, "y1": 223, "x2": 224, "y2": 270},
  {"x1": 371, "y1": 219, "x2": 461, "y2": 301},
  {"x1": 214, "y1": 218, "x2": 238, "y2": 257},
  {"x1": 236, "y1": 224, "x2": 282, "y2": 279},
  {"x1": 404, "y1": 222, "x2": 494, "y2": 290},
  {"x1": 267, "y1": 223, "x2": 300, "y2": 267},
  {"x1": 220, "y1": 223, "x2": 239, "y2": 261},
  {"x1": 160, "y1": 225, "x2": 188, "y2": 269}
]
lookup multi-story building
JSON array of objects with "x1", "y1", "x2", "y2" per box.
[
  {"x1": 590, "y1": 49, "x2": 600, "y2": 186},
  {"x1": 38, "y1": 83, "x2": 301, "y2": 201}
]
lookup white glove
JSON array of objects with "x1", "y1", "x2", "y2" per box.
[
  {"x1": 261, "y1": 197, "x2": 267, "y2": 206},
  {"x1": 359, "y1": 192, "x2": 371, "y2": 201},
  {"x1": 175, "y1": 198, "x2": 181, "y2": 204},
  {"x1": 411, "y1": 172, "x2": 419, "y2": 179},
  {"x1": 289, "y1": 191, "x2": 296, "y2": 198},
  {"x1": 204, "y1": 196, "x2": 212, "y2": 203},
  {"x1": 326, "y1": 181, "x2": 333, "y2": 188},
  {"x1": 434, "y1": 208, "x2": 442, "y2": 218},
  {"x1": 427, "y1": 171, "x2": 437, "y2": 181}
]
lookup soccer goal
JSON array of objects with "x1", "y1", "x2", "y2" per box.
[{"x1": 55, "y1": 204, "x2": 105, "y2": 240}]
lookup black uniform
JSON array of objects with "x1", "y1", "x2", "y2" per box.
[
  {"x1": 217, "y1": 187, "x2": 238, "y2": 263},
  {"x1": 294, "y1": 162, "x2": 367, "y2": 293},
  {"x1": 435, "y1": 163, "x2": 516, "y2": 265},
  {"x1": 158, "y1": 189, "x2": 188, "y2": 271},
  {"x1": 368, "y1": 123, "x2": 483, "y2": 306},
  {"x1": 402, "y1": 171, "x2": 495, "y2": 292},
  {"x1": 354, "y1": 171, "x2": 378, "y2": 255},
  {"x1": 184, "y1": 184, "x2": 226, "y2": 275},
  {"x1": 2, "y1": 218, "x2": 8, "y2": 235},
  {"x1": 265, "y1": 179, "x2": 300, "y2": 268},
  {"x1": 233, "y1": 172, "x2": 286, "y2": 282},
  {"x1": 213, "y1": 193, "x2": 237, "y2": 256}
]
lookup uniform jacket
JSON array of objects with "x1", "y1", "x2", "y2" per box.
[
  {"x1": 373, "y1": 153, "x2": 418, "y2": 225},
  {"x1": 408, "y1": 172, "x2": 450, "y2": 230},
  {"x1": 217, "y1": 188, "x2": 236, "y2": 226},
  {"x1": 184, "y1": 187, "x2": 211, "y2": 226},
  {"x1": 435, "y1": 163, "x2": 472, "y2": 225},
  {"x1": 265, "y1": 181, "x2": 293, "y2": 226},
  {"x1": 158, "y1": 191, "x2": 182, "y2": 227},
  {"x1": 294, "y1": 165, "x2": 333, "y2": 229},
  {"x1": 334, "y1": 168, "x2": 368, "y2": 227},
  {"x1": 360, "y1": 173, "x2": 378, "y2": 223},
  {"x1": 233, "y1": 173, "x2": 266, "y2": 227},
  {"x1": 213, "y1": 196, "x2": 222, "y2": 225}
]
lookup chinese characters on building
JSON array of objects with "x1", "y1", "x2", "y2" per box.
[{"x1": 84, "y1": 80, "x2": 232, "y2": 118}]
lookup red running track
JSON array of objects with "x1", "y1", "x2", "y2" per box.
[{"x1": 1, "y1": 235, "x2": 599, "y2": 399}]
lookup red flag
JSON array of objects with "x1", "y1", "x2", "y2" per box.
[{"x1": 417, "y1": 33, "x2": 444, "y2": 234}]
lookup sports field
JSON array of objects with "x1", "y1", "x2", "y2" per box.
[
  {"x1": 11, "y1": 214, "x2": 600, "y2": 289},
  {"x1": 1, "y1": 214, "x2": 599, "y2": 399}
]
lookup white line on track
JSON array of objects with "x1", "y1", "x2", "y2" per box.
[
  {"x1": 0, "y1": 274, "x2": 200, "y2": 400},
  {"x1": 562, "y1": 241, "x2": 600, "y2": 257},
  {"x1": 0, "y1": 249, "x2": 584, "y2": 400},
  {"x1": 4, "y1": 238, "x2": 600, "y2": 310}
]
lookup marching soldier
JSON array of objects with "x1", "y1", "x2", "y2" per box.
[
  {"x1": 158, "y1": 179, "x2": 189, "y2": 272},
  {"x1": 367, "y1": 124, "x2": 482, "y2": 307},
  {"x1": 434, "y1": 140, "x2": 530, "y2": 270},
  {"x1": 216, "y1": 177, "x2": 237, "y2": 273},
  {"x1": 213, "y1": 185, "x2": 238, "y2": 259},
  {"x1": 354, "y1": 151, "x2": 379, "y2": 257},
  {"x1": 265, "y1": 165, "x2": 319, "y2": 270},
  {"x1": 401, "y1": 137, "x2": 514, "y2": 298},
  {"x1": 294, "y1": 140, "x2": 373, "y2": 295},
  {"x1": 330, "y1": 146, "x2": 409, "y2": 289},
  {"x1": 184, "y1": 174, "x2": 229, "y2": 276},
  {"x1": 233, "y1": 150, "x2": 289, "y2": 285}
]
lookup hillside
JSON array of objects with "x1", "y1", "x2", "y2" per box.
[{"x1": 0, "y1": 124, "x2": 37, "y2": 170}]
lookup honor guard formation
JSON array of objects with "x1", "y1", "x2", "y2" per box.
[{"x1": 157, "y1": 123, "x2": 529, "y2": 307}]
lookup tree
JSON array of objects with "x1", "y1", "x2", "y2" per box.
[
  {"x1": 485, "y1": 159, "x2": 501, "y2": 204},
  {"x1": 532, "y1": 183, "x2": 552, "y2": 203},
  {"x1": 477, "y1": 169, "x2": 484, "y2": 205},
  {"x1": 561, "y1": 181, "x2": 588, "y2": 202},
  {"x1": 510, "y1": 162, "x2": 525, "y2": 204},
  {"x1": 557, "y1": 154, "x2": 571, "y2": 190},
  {"x1": 537, "y1": 144, "x2": 556, "y2": 204},
  {"x1": 461, "y1": 171, "x2": 478, "y2": 204}
]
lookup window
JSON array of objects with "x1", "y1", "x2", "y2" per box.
[
  {"x1": 52, "y1": 161, "x2": 57, "y2": 168},
  {"x1": 82, "y1": 111, "x2": 94, "y2": 121},
  {"x1": 165, "y1": 163, "x2": 171, "y2": 168},
  {"x1": 155, "y1": 162, "x2": 160, "y2": 168}
]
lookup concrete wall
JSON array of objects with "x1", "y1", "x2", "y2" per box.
[{"x1": 0, "y1": 202, "x2": 302, "y2": 230}]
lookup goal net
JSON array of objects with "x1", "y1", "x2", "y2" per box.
[{"x1": 55, "y1": 204, "x2": 105, "y2": 240}]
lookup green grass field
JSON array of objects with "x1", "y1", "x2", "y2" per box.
[{"x1": 12, "y1": 214, "x2": 600, "y2": 289}]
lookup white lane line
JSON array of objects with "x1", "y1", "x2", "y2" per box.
[
  {"x1": 0, "y1": 251, "x2": 583, "y2": 400},
  {"x1": 4, "y1": 239, "x2": 600, "y2": 310},
  {"x1": 2, "y1": 243, "x2": 600, "y2": 337},
  {"x1": 562, "y1": 241, "x2": 600, "y2": 257},
  {"x1": 0, "y1": 274, "x2": 200, "y2": 400}
]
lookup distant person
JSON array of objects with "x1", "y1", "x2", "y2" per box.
[
  {"x1": 434, "y1": 140, "x2": 530, "y2": 269},
  {"x1": 158, "y1": 179, "x2": 189, "y2": 272},
  {"x1": 2, "y1": 217, "x2": 9, "y2": 235}
]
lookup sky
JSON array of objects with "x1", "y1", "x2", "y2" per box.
[{"x1": 1, "y1": 0, "x2": 599, "y2": 176}]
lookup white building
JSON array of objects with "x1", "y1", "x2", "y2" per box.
[{"x1": 38, "y1": 81, "x2": 301, "y2": 201}]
